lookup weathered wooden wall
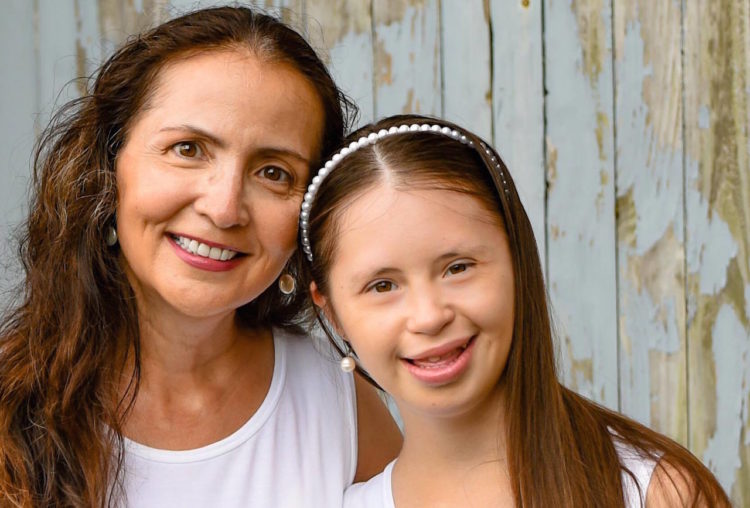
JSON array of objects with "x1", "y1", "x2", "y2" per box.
[{"x1": 0, "y1": 0, "x2": 747, "y2": 502}]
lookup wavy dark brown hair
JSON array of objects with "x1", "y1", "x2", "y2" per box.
[
  {"x1": 304, "y1": 114, "x2": 730, "y2": 507},
  {"x1": 0, "y1": 6, "x2": 355, "y2": 506}
]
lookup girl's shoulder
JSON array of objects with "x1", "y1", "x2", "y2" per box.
[
  {"x1": 343, "y1": 459, "x2": 396, "y2": 508},
  {"x1": 612, "y1": 435, "x2": 660, "y2": 508}
]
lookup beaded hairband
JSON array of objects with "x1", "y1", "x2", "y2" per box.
[{"x1": 300, "y1": 123, "x2": 510, "y2": 262}]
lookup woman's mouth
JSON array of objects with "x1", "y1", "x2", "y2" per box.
[
  {"x1": 171, "y1": 234, "x2": 241, "y2": 261},
  {"x1": 168, "y1": 234, "x2": 246, "y2": 272}
]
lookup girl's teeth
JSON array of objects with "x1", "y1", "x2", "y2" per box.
[{"x1": 174, "y1": 235, "x2": 238, "y2": 261}]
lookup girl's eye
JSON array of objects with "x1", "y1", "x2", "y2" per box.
[
  {"x1": 173, "y1": 141, "x2": 202, "y2": 159},
  {"x1": 370, "y1": 281, "x2": 395, "y2": 293},
  {"x1": 447, "y1": 263, "x2": 468, "y2": 275},
  {"x1": 260, "y1": 166, "x2": 291, "y2": 183}
]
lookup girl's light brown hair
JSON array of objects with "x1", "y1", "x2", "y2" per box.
[
  {"x1": 0, "y1": 6, "x2": 356, "y2": 506},
  {"x1": 304, "y1": 114, "x2": 730, "y2": 507}
]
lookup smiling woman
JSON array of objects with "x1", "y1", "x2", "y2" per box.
[{"x1": 0, "y1": 6, "x2": 400, "y2": 507}]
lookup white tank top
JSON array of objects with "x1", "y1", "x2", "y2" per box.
[
  {"x1": 121, "y1": 328, "x2": 357, "y2": 507},
  {"x1": 344, "y1": 439, "x2": 657, "y2": 507}
]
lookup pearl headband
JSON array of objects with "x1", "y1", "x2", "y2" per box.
[{"x1": 300, "y1": 123, "x2": 510, "y2": 262}]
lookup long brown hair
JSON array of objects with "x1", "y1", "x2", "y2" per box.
[
  {"x1": 0, "y1": 6, "x2": 355, "y2": 507},
  {"x1": 304, "y1": 114, "x2": 730, "y2": 507}
]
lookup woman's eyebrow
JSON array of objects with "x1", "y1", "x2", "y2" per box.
[
  {"x1": 255, "y1": 147, "x2": 311, "y2": 165},
  {"x1": 159, "y1": 124, "x2": 226, "y2": 148},
  {"x1": 158, "y1": 126, "x2": 310, "y2": 164}
]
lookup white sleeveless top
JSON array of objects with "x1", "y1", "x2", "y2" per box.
[
  {"x1": 344, "y1": 439, "x2": 657, "y2": 507},
  {"x1": 121, "y1": 328, "x2": 357, "y2": 507}
]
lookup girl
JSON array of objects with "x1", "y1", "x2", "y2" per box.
[{"x1": 302, "y1": 114, "x2": 730, "y2": 507}]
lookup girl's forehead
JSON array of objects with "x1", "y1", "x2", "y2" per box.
[{"x1": 332, "y1": 185, "x2": 503, "y2": 253}]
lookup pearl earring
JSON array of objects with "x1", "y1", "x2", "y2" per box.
[
  {"x1": 340, "y1": 343, "x2": 356, "y2": 372},
  {"x1": 278, "y1": 273, "x2": 296, "y2": 295},
  {"x1": 106, "y1": 226, "x2": 118, "y2": 247}
]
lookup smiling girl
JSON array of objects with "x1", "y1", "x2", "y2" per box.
[{"x1": 302, "y1": 115, "x2": 729, "y2": 507}]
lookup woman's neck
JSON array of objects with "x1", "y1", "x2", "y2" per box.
[
  {"x1": 392, "y1": 387, "x2": 514, "y2": 507},
  {"x1": 120, "y1": 305, "x2": 275, "y2": 450}
]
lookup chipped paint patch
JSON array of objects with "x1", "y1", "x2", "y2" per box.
[
  {"x1": 374, "y1": 0, "x2": 427, "y2": 27},
  {"x1": 702, "y1": 303, "x2": 749, "y2": 494},
  {"x1": 698, "y1": 106, "x2": 711, "y2": 129},
  {"x1": 571, "y1": 0, "x2": 606, "y2": 85},
  {"x1": 595, "y1": 111, "x2": 608, "y2": 160},
  {"x1": 546, "y1": 136, "x2": 558, "y2": 192},
  {"x1": 374, "y1": 38, "x2": 393, "y2": 86},
  {"x1": 616, "y1": 187, "x2": 637, "y2": 249}
]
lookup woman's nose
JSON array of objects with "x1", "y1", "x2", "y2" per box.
[
  {"x1": 405, "y1": 288, "x2": 455, "y2": 336},
  {"x1": 193, "y1": 164, "x2": 251, "y2": 229}
]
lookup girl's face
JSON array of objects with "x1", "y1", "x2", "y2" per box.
[
  {"x1": 116, "y1": 49, "x2": 324, "y2": 320},
  {"x1": 315, "y1": 183, "x2": 515, "y2": 418}
]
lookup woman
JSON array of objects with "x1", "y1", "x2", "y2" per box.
[
  {"x1": 0, "y1": 6, "x2": 400, "y2": 507},
  {"x1": 302, "y1": 115, "x2": 730, "y2": 507}
]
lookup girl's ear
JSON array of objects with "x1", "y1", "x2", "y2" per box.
[
  {"x1": 309, "y1": 281, "x2": 327, "y2": 309},
  {"x1": 310, "y1": 281, "x2": 346, "y2": 338}
]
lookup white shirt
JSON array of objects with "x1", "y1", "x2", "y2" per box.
[
  {"x1": 344, "y1": 439, "x2": 657, "y2": 507},
  {"x1": 121, "y1": 328, "x2": 357, "y2": 507}
]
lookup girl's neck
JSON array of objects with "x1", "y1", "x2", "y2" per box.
[{"x1": 392, "y1": 387, "x2": 514, "y2": 507}]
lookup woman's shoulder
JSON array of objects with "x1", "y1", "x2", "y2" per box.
[
  {"x1": 344, "y1": 460, "x2": 396, "y2": 508},
  {"x1": 273, "y1": 326, "x2": 343, "y2": 371}
]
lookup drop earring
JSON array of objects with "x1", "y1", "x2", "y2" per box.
[
  {"x1": 340, "y1": 344, "x2": 356, "y2": 373},
  {"x1": 106, "y1": 226, "x2": 118, "y2": 247},
  {"x1": 278, "y1": 273, "x2": 296, "y2": 295}
]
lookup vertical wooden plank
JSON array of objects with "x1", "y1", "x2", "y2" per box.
[
  {"x1": 0, "y1": 0, "x2": 37, "y2": 299},
  {"x1": 307, "y1": 0, "x2": 375, "y2": 126},
  {"x1": 441, "y1": 0, "x2": 491, "y2": 141},
  {"x1": 98, "y1": 0, "x2": 170, "y2": 58},
  {"x1": 684, "y1": 0, "x2": 750, "y2": 503},
  {"x1": 544, "y1": 0, "x2": 618, "y2": 408},
  {"x1": 613, "y1": 0, "x2": 687, "y2": 444},
  {"x1": 37, "y1": 0, "x2": 81, "y2": 126},
  {"x1": 372, "y1": 0, "x2": 441, "y2": 118},
  {"x1": 490, "y1": 0, "x2": 545, "y2": 270}
]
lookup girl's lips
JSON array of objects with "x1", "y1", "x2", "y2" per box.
[
  {"x1": 404, "y1": 336, "x2": 474, "y2": 362},
  {"x1": 401, "y1": 336, "x2": 476, "y2": 386}
]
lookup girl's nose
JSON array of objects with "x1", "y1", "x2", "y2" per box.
[{"x1": 405, "y1": 289, "x2": 455, "y2": 336}]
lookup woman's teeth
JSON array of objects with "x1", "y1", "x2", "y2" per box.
[{"x1": 173, "y1": 235, "x2": 238, "y2": 261}]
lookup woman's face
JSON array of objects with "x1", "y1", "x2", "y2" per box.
[
  {"x1": 315, "y1": 183, "x2": 515, "y2": 419},
  {"x1": 116, "y1": 49, "x2": 324, "y2": 319}
]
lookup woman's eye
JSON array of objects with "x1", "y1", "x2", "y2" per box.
[
  {"x1": 260, "y1": 166, "x2": 291, "y2": 183},
  {"x1": 371, "y1": 281, "x2": 395, "y2": 293},
  {"x1": 447, "y1": 263, "x2": 468, "y2": 275},
  {"x1": 173, "y1": 141, "x2": 202, "y2": 159}
]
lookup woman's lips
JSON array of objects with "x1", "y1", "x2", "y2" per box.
[{"x1": 167, "y1": 234, "x2": 246, "y2": 272}]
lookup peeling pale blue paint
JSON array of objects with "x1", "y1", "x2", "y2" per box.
[
  {"x1": 326, "y1": 29, "x2": 375, "y2": 125},
  {"x1": 544, "y1": 0, "x2": 617, "y2": 409},
  {"x1": 698, "y1": 105, "x2": 711, "y2": 129},
  {"x1": 374, "y1": 2, "x2": 441, "y2": 117},
  {"x1": 685, "y1": 171, "x2": 738, "y2": 295},
  {"x1": 490, "y1": 0, "x2": 545, "y2": 263},
  {"x1": 703, "y1": 303, "x2": 749, "y2": 494}
]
